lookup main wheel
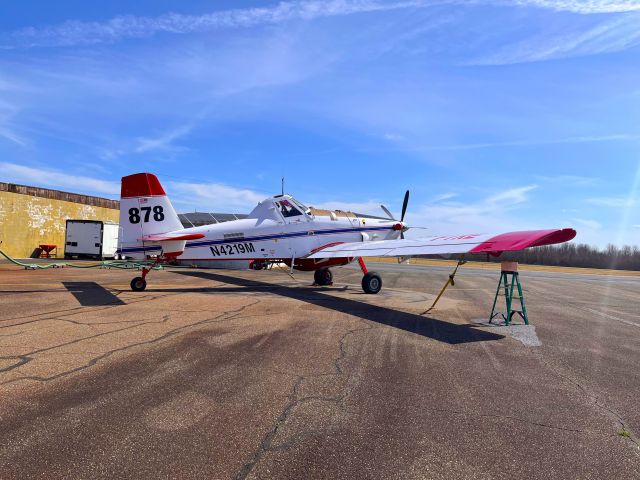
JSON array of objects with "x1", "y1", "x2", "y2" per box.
[
  {"x1": 314, "y1": 267, "x2": 333, "y2": 286},
  {"x1": 362, "y1": 272, "x2": 382, "y2": 294},
  {"x1": 130, "y1": 277, "x2": 147, "y2": 292},
  {"x1": 252, "y1": 260, "x2": 266, "y2": 270}
]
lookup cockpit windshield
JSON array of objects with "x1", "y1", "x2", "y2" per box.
[
  {"x1": 276, "y1": 199, "x2": 303, "y2": 218},
  {"x1": 290, "y1": 198, "x2": 310, "y2": 214}
]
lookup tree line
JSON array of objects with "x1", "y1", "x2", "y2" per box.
[{"x1": 469, "y1": 243, "x2": 640, "y2": 271}]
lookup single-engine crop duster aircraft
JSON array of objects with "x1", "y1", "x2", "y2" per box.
[{"x1": 118, "y1": 173, "x2": 577, "y2": 292}]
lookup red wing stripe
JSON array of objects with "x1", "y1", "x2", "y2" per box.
[
  {"x1": 310, "y1": 242, "x2": 345, "y2": 254},
  {"x1": 141, "y1": 233, "x2": 205, "y2": 242},
  {"x1": 469, "y1": 228, "x2": 577, "y2": 253}
]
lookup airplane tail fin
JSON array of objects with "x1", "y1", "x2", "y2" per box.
[{"x1": 118, "y1": 173, "x2": 186, "y2": 259}]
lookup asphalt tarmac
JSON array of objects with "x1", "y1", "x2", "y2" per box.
[{"x1": 0, "y1": 262, "x2": 638, "y2": 479}]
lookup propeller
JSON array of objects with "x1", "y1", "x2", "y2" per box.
[
  {"x1": 381, "y1": 190, "x2": 410, "y2": 239},
  {"x1": 380, "y1": 205, "x2": 396, "y2": 221},
  {"x1": 400, "y1": 190, "x2": 409, "y2": 239},
  {"x1": 400, "y1": 190, "x2": 409, "y2": 222}
]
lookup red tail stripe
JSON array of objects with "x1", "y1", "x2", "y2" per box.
[{"x1": 121, "y1": 173, "x2": 166, "y2": 198}]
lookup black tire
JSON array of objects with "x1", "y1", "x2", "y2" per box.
[
  {"x1": 362, "y1": 272, "x2": 382, "y2": 294},
  {"x1": 314, "y1": 267, "x2": 333, "y2": 286},
  {"x1": 130, "y1": 277, "x2": 147, "y2": 292}
]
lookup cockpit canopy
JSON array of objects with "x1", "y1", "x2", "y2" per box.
[
  {"x1": 274, "y1": 196, "x2": 310, "y2": 217},
  {"x1": 247, "y1": 194, "x2": 311, "y2": 220}
]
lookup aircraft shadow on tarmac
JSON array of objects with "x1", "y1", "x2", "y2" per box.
[
  {"x1": 62, "y1": 282, "x2": 126, "y2": 306},
  {"x1": 157, "y1": 271, "x2": 505, "y2": 345}
]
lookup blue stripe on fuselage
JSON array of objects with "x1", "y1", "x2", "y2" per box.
[{"x1": 118, "y1": 226, "x2": 394, "y2": 254}]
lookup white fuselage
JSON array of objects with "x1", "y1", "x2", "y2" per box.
[
  {"x1": 179, "y1": 215, "x2": 398, "y2": 261},
  {"x1": 118, "y1": 195, "x2": 401, "y2": 262}
]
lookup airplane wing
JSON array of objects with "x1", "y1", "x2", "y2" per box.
[{"x1": 307, "y1": 229, "x2": 577, "y2": 259}]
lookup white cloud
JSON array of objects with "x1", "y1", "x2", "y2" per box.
[
  {"x1": 0, "y1": 84, "x2": 27, "y2": 147},
  {"x1": 168, "y1": 181, "x2": 268, "y2": 212},
  {"x1": 7, "y1": 1, "x2": 424, "y2": 48},
  {"x1": 0, "y1": 127, "x2": 27, "y2": 147},
  {"x1": 486, "y1": 185, "x2": 537, "y2": 205},
  {"x1": 471, "y1": 13, "x2": 640, "y2": 65},
  {"x1": 573, "y1": 218, "x2": 603, "y2": 229},
  {"x1": 8, "y1": 1, "x2": 640, "y2": 49},
  {"x1": 135, "y1": 124, "x2": 193, "y2": 153},
  {"x1": 512, "y1": 0, "x2": 640, "y2": 14},
  {"x1": 168, "y1": 185, "x2": 391, "y2": 217},
  {"x1": 587, "y1": 196, "x2": 637, "y2": 208},
  {"x1": 0, "y1": 150, "x2": 404, "y2": 218},
  {"x1": 405, "y1": 185, "x2": 538, "y2": 236},
  {"x1": 430, "y1": 193, "x2": 457, "y2": 203},
  {"x1": 0, "y1": 162, "x2": 119, "y2": 195},
  {"x1": 383, "y1": 133, "x2": 405, "y2": 141},
  {"x1": 536, "y1": 175, "x2": 600, "y2": 187},
  {"x1": 417, "y1": 134, "x2": 640, "y2": 151}
]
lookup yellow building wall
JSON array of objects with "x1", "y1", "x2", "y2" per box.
[{"x1": 0, "y1": 191, "x2": 119, "y2": 259}]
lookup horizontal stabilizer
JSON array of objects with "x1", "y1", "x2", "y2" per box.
[{"x1": 140, "y1": 233, "x2": 205, "y2": 242}]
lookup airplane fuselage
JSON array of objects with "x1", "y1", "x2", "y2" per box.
[{"x1": 118, "y1": 194, "x2": 402, "y2": 268}]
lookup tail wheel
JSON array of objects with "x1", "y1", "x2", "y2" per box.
[
  {"x1": 362, "y1": 272, "x2": 382, "y2": 294},
  {"x1": 314, "y1": 267, "x2": 333, "y2": 286},
  {"x1": 130, "y1": 277, "x2": 147, "y2": 292}
]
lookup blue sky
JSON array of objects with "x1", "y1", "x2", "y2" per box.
[{"x1": 1, "y1": 1, "x2": 639, "y2": 247}]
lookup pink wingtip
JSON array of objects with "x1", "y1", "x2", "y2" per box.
[{"x1": 470, "y1": 228, "x2": 577, "y2": 254}]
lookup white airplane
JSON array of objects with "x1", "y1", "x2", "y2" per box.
[{"x1": 118, "y1": 173, "x2": 577, "y2": 292}]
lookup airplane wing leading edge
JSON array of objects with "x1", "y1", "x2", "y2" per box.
[{"x1": 307, "y1": 229, "x2": 577, "y2": 259}]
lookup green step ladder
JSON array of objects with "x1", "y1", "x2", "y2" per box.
[{"x1": 490, "y1": 263, "x2": 529, "y2": 326}]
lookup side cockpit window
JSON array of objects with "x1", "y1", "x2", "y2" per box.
[{"x1": 277, "y1": 199, "x2": 302, "y2": 218}]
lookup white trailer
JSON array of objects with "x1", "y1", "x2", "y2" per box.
[{"x1": 64, "y1": 220, "x2": 119, "y2": 260}]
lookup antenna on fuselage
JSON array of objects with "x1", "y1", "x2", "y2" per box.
[{"x1": 281, "y1": 177, "x2": 285, "y2": 196}]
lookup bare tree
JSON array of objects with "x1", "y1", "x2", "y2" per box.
[{"x1": 470, "y1": 243, "x2": 640, "y2": 271}]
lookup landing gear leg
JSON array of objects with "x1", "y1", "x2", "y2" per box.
[
  {"x1": 130, "y1": 265, "x2": 151, "y2": 291},
  {"x1": 359, "y1": 257, "x2": 382, "y2": 294}
]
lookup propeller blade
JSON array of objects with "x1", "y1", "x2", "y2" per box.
[
  {"x1": 400, "y1": 190, "x2": 410, "y2": 222},
  {"x1": 380, "y1": 204, "x2": 396, "y2": 221}
]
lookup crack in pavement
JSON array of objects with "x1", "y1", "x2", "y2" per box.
[
  {"x1": 0, "y1": 331, "x2": 25, "y2": 337},
  {"x1": 0, "y1": 300, "x2": 261, "y2": 387},
  {"x1": 235, "y1": 323, "x2": 373, "y2": 480},
  {"x1": 0, "y1": 292, "x2": 178, "y2": 329},
  {"x1": 234, "y1": 315, "x2": 624, "y2": 479},
  {"x1": 410, "y1": 407, "x2": 600, "y2": 435},
  {"x1": 534, "y1": 350, "x2": 640, "y2": 452},
  {"x1": 499, "y1": 281, "x2": 640, "y2": 450},
  {"x1": 0, "y1": 356, "x2": 31, "y2": 373}
]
